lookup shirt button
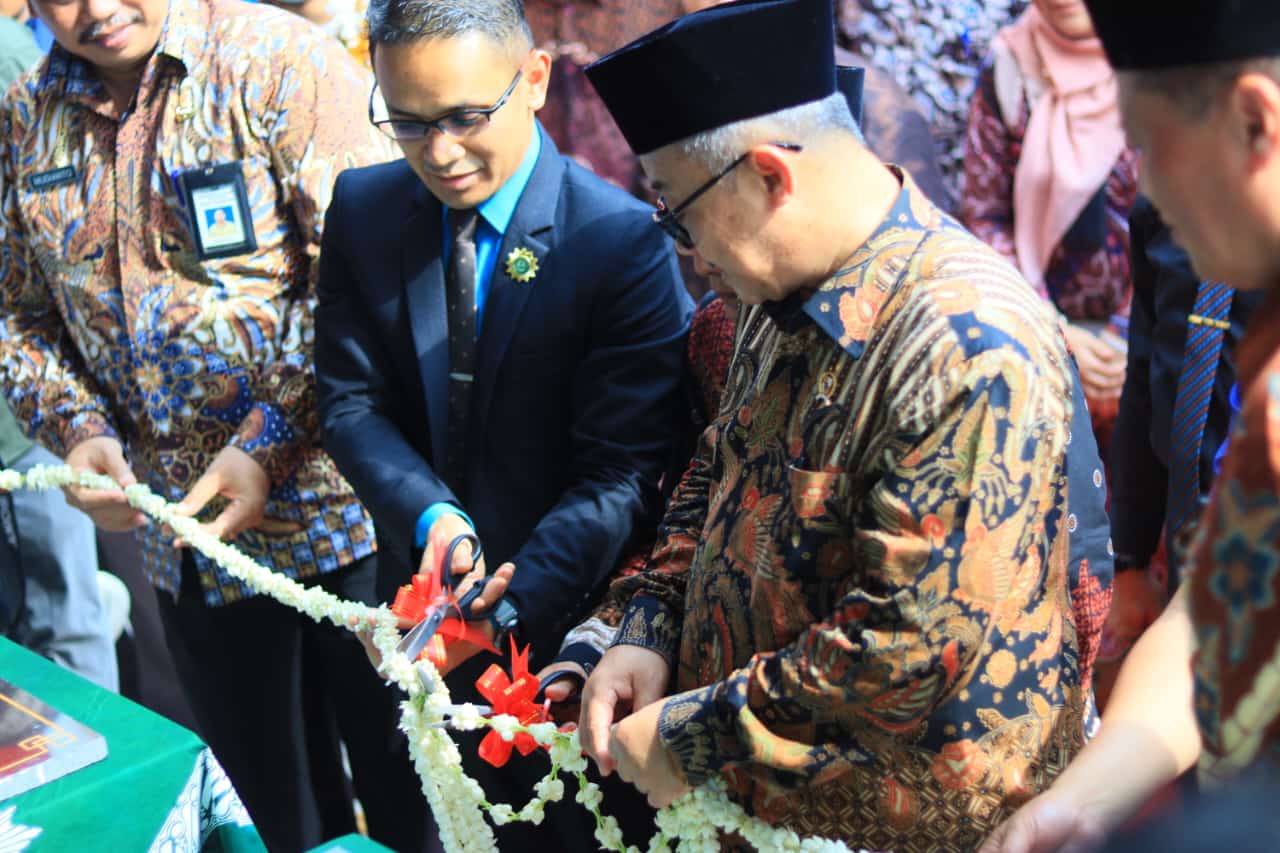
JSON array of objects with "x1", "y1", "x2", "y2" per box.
[{"x1": 1067, "y1": 513, "x2": 1078, "y2": 533}]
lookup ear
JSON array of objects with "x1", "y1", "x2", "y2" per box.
[
  {"x1": 1232, "y1": 71, "x2": 1280, "y2": 171},
  {"x1": 745, "y1": 144, "x2": 796, "y2": 211},
  {"x1": 524, "y1": 49, "x2": 553, "y2": 113}
]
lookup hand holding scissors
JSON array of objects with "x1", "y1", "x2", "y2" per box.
[{"x1": 395, "y1": 533, "x2": 515, "y2": 668}]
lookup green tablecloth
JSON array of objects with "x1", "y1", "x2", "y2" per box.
[{"x1": 0, "y1": 638, "x2": 265, "y2": 852}]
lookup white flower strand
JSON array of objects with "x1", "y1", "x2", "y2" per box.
[{"x1": 4, "y1": 466, "x2": 861, "y2": 853}]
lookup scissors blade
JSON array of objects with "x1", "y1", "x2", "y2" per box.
[{"x1": 396, "y1": 599, "x2": 450, "y2": 660}]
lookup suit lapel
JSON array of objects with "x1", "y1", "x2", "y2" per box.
[
  {"x1": 402, "y1": 182, "x2": 450, "y2": 469},
  {"x1": 473, "y1": 127, "x2": 565, "y2": 435}
]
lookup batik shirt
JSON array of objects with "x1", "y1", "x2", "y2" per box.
[
  {"x1": 0, "y1": 0, "x2": 397, "y2": 604},
  {"x1": 1190, "y1": 287, "x2": 1280, "y2": 784},
  {"x1": 612, "y1": 173, "x2": 1087, "y2": 852}
]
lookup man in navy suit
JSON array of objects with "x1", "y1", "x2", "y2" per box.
[{"x1": 314, "y1": 0, "x2": 691, "y2": 847}]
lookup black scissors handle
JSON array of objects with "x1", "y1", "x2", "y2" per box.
[
  {"x1": 535, "y1": 668, "x2": 586, "y2": 702},
  {"x1": 443, "y1": 532, "x2": 495, "y2": 620},
  {"x1": 441, "y1": 533, "x2": 483, "y2": 592}
]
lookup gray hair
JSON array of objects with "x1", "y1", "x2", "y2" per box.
[
  {"x1": 367, "y1": 0, "x2": 533, "y2": 53},
  {"x1": 675, "y1": 91, "x2": 863, "y2": 172},
  {"x1": 1132, "y1": 57, "x2": 1280, "y2": 121}
]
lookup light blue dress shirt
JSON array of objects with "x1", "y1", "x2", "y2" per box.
[{"x1": 415, "y1": 131, "x2": 542, "y2": 549}]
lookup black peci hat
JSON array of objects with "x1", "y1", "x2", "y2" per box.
[
  {"x1": 836, "y1": 65, "x2": 864, "y2": 126},
  {"x1": 585, "y1": 0, "x2": 836, "y2": 155},
  {"x1": 1085, "y1": 0, "x2": 1280, "y2": 71}
]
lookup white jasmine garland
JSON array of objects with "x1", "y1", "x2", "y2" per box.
[
  {"x1": 533, "y1": 777, "x2": 565, "y2": 804},
  {"x1": 516, "y1": 800, "x2": 545, "y2": 825},
  {"x1": 526, "y1": 721, "x2": 558, "y2": 747},
  {"x1": 596, "y1": 815, "x2": 625, "y2": 850},
  {"x1": 575, "y1": 780, "x2": 603, "y2": 810},
  {"x1": 549, "y1": 733, "x2": 590, "y2": 775},
  {"x1": 489, "y1": 714, "x2": 521, "y2": 743},
  {"x1": 3, "y1": 467, "x2": 867, "y2": 853},
  {"x1": 449, "y1": 703, "x2": 484, "y2": 732}
]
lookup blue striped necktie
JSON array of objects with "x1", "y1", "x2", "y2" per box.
[{"x1": 1167, "y1": 280, "x2": 1235, "y2": 560}]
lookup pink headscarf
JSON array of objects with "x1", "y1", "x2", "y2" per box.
[{"x1": 996, "y1": 5, "x2": 1126, "y2": 290}]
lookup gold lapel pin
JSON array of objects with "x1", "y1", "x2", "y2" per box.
[
  {"x1": 505, "y1": 247, "x2": 539, "y2": 284},
  {"x1": 174, "y1": 79, "x2": 199, "y2": 121}
]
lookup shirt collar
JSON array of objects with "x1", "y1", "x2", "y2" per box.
[
  {"x1": 38, "y1": 0, "x2": 206, "y2": 98},
  {"x1": 26, "y1": 19, "x2": 55, "y2": 52},
  {"x1": 39, "y1": 43, "x2": 103, "y2": 98},
  {"x1": 473, "y1": 130, "x2": 542, "y2": 235},
  {"x1": 153, "y1": 0, "x2": 209, "y2": 77},
  {"x1": 797, "y1": 167, "x2": 937, "y2": 359}
]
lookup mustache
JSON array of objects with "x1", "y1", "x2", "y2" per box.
[{"x1": 79, "y1": 12, "x2": 143, "y2": 45}]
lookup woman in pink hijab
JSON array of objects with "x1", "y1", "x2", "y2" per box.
[{"x1": 961, "y1": 0, "x2": 1139, "y2": 459}]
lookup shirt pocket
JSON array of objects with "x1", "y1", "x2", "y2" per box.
[
  {"x1": 780, "y1": 463, "x2": 854, "y2": 583},
  {"x1": 155, "y1": 149, "x2": 279, "y2": 272}
]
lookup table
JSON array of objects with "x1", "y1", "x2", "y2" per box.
[{"x1": 0, "y1": 638, "x2": 265, "y2": 851}]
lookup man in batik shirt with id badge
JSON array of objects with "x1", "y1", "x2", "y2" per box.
[{"x1": 0, "y1": 0, "x2": 436, "y2": 849}]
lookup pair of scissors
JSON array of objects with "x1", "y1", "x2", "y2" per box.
[{"x1": 395, "y1": 532, "x2": 494, "y2": 661}]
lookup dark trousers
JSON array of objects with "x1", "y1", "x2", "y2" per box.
[
  {"x1": 157, "y1": 552, "x2": 436, "y2": 853},
  {"x1": 446, "y1": 651, "x2": 655, "y2": 853}
]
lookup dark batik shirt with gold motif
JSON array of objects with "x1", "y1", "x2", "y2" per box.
[{"x1": 612, "y1": 173, "x2": 1087, "y2": 852}]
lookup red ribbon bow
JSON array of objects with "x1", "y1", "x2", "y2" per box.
[
  {"x1": 474, "y1": 639, "x2": 550, "y2": 767},
  {"x1": 391, "y1": 572, "x2": 497, "y2": 667}
]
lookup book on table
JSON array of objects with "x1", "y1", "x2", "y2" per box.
[{"x1": 0, "y1": 677, "x2": 107, "y2": 801}]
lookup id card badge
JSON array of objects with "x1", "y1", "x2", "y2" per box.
[{"x1": 176, "y1": 162, "x2": 258, "y2": 261}]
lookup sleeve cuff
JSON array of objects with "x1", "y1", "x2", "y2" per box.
[
  {"x1": 554, "y1": 642, "x2": 605, "y2": 677},
  {"x1": 558, "y1": 616, "x2": 617, "y2": 664},
  {"x1": 414, "y1": 502, "x2": 474, "y2": 549},
  {"x1": 610, "y1": 595, "x2": 681, "y2": 664},
  {"x1": 62, "y1": 411, "x2": 118, "y2": 456},
  {"x1": 657, "y1": 682, "x2": 746, "y2": 785},
  {"x1": 229, "y1": 402, "x2": 299, "y2": 484}
]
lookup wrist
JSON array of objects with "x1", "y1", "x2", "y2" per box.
[
  {"x1": 63, "y1": 413, "x2": 119, "y2": 456},
  {"x1": 414, "y1": 503, "x2": 475, "y2": 549},
  {"x1": 487, "y1": 596, "x2": 520, "y2": 646},
  {"x1": 229, "y1": 402, "x2": 298, "y2": 484},
  {"x1": 1049, "y1": 721, "x2": 1184, "y2": 835}
]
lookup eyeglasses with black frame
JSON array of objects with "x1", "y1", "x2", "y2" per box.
[
  {"x1": 369, "y1": 69, "x2": 523, "y2": 142},
  {"x1": 653, "y1": 142, "x2": 804, "y2": 251}
]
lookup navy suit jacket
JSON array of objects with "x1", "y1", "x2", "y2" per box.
[
  {"x1": 316, "y1": 127, "x2": 692, "y2": 647},
  {"x1": 1111, "y1": 195, "x2": 1260, "y2": 576}
]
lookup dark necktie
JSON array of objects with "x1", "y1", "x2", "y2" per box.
[
  {"x1": 444, "y1": 208, "x2": 479, "y2": 494},
  {"x1": 1166, "y1": 280, "x2": 1234, "y2": 579}
]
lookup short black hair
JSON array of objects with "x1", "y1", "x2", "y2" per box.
[
  {"x1": 1132, "y1": 57, "x2": 1280, "y2": 120},
  {"x1": 367, "y1": 0, "x2": 533, "y2": 53}
]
